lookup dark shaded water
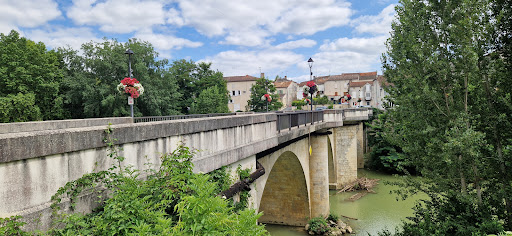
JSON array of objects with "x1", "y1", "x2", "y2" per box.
[{"x1": 266, "y1": 169, "x2": 423, "y2": 235}]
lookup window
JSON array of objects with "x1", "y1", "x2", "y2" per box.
[
  {"x1": 229, "y1": 99, "x2": 233, "y2": 103},
  {"x1": 243, "y1": 91, "x2": 246, "y2": 93},
  {"x1": 367, "y1": 102, "x2": 370, "y2": 105},
  {"x1": 232, "y1": 91, "x2": 236, "y2": 96},
  {"x1": 238, "y1": 90, "x2": 241, "y2": 95}
]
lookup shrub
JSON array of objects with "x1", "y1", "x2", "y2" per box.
[{"x1": 308, "y1": 217, "x2": 330, "y2": 235}]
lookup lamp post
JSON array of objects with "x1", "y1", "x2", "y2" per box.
[
  {"x1": 125, "y1": 49, "x2": 134, "y2": 118},
  {"x1": 308, "y1": 58, "x2": 314, "y2": 111}
]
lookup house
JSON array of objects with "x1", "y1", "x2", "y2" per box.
[
  {"x1": 274, "y1": 76, "x2": 298, "y2": 109},
  {"x1": 308, "y1": 71, "x2": 390, "y2": 109},
  {"x1": 224, "y1": 75, "x2": 259, "y2": 112}
]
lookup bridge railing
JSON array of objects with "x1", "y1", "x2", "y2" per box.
[
  {"x1": 133, "y1": 113, "x2": 236, "y2": 123},
  {"x1": 276, "y1": 111, "x2": 324, "y2": 132}
]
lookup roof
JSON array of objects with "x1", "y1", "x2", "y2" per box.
[
  {"x1": 274, "y1": 81, "x2": 293, "y2": 88},
  {"x1": 349, "y1": 81, "x2": 374, "y2": 87},
  {"x1": 223, "y1": 75, "x2": 259, "y2": 82},
  {"x1": 377, "y1": 75, "x2": 393, "y2": 86}
]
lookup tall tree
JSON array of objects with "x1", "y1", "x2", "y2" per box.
[
  {"x1": 168, "y1": 60, "x2": 228, "y2": 114},
  {"x1": 247, "y1": 77, "x2": 282, "y2": 112},
  {"x1": 382, "y1": 0, "x2": 512, "y2": 233},
  {"x1": 190, "y1": 86, "x2": 230, "y2": 114},
  {"x1": 0, "y1": 30, "x2": 65, "y2": 122},
  {"x1": 59, "y1": 38, "x2": 181, "y2": 118}
]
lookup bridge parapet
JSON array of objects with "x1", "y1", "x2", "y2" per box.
[{"x1": 0, "y1": 117, "x2": 133, "y2": 134}]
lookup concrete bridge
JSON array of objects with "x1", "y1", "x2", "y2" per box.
[{"x1": 0, "y1": 108, "x2": 372, "y2": 230}]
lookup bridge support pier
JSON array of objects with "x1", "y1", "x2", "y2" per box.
[{"x1": 309, "y1": 133, "x2": 330, "y2": 218}]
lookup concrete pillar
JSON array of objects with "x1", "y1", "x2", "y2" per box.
[
  {"x1": 356, "y1": 122, "x2": 364, "y2": 169},
  {"x1": 309, "y1": 134, "x2": 330, "y2": 218},
  {"x1": 333, "y1": 126, "x2": 358, "y2": 188}
]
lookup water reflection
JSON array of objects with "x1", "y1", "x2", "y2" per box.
[{"x1": 266, "y1": 169, "x2": 423, "y2": 236}]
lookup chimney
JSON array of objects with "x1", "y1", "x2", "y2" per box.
[
  {"x1": 284, "y1": 75, "x2": 287, "y2": 80},
  {"x1": 260, "y1": 72, "x2": 265, "y2": 78}
]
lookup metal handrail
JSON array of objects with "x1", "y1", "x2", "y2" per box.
[
  {"x1": 276, "y1": 110, "x2": 324, "y2": 132},
  {"x1": 133, "y1": 113, "x2": 236, "y2": 123}
]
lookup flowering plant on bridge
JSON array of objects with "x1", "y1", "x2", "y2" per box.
[
  {"x1": 261, "y1": 94, "x2": 272, "y2": 102},
  {"x1": 306, "y1": 81, "x2": 317, "y2": 94},
  {"x1": 304, "y1": 98, "x2": 311, "y2": 105},
  {"x1": 117, "y1": 77, "x2": 144, "y2": 98}
]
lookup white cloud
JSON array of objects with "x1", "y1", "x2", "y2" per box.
[
  {"x1": 319, "y1": 36, "x2": 387, "y2": 54},
  {"x1": 25, "y1": 27, "x2": 100, "y2": 50},
  {"x1": 351, "y1": 4, "x2": 395, "y2": 35},
  {"x1": 220, "y1": 28, "x2": 271, "y2": 47},
  {"x1": 200, "y1": 49, "x2": 303, "y2": 77},
  {"x1": 67, "y1": 0, "x2": 166, "y2": 34},
  {"x1": 0, "y1": 0, "x2": 61, "y2": 34},
  {"x1": 134, "y1": 31, "x2": 203, "y2": 51},
  {"x1": 310, "y1": 51, "x2": 380, "y2": 75},
  {"x1": 268, "y1": 0, "x2": 352, "y2": 35},
  {"x1": 275, "y1": 39, "x2": 317, "y2": 50},
  {"x1": 172, "y1": 0, "x2": 352, "y2": 46}
]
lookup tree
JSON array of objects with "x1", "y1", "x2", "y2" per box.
[
  {"x1": 190, "y1": 86, "x2": 230, "y2": 114},
  {"x1": 59, "y1": 38, "x2": 181, "y2": 118},
  {"x1": 168, "y1": 60, "x2": 229, "y2": 114},
  {"x1": 0, "y1": 30, "x2": 65, "y2": 122},
  {"x1": 247, "y1": 77, "x2": 282, "y2": 112},
  {"x1": 381, "y1": 0, "x2": 512, "y2": 232}
]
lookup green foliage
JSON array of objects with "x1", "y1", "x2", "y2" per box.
[
  {"x1": 233, "y1": 165, "x2": 252, "y2": 212},
  {"x1": 191, "y1": 86, "x2": 230, "y2": 114},
  {"x1": 381, "y1": 0, "x2": 512, "y2": 233},
  {"x1": 327, "y1": 104, "x2": 334, "y2": 109},
  {"x1": 0, "y1": 93, "x2": 41, "y2": 122},
  {"x1": 248, "y1": 77, "x2": 283, "y2": 112},
  {"x1": 59, "y1": 39, "x2": 182, "y2": 118},
  {"x1": 391, "y1": 191, "x2": 504, "y2": 236},
  {"x1": 326, "y1": 213, "x2": 339, "y2": 222},
  {"x1": 313, "y1": 95, "x2": 330, "y2": 105},
  {"x1": 0, "y1": 30, "x2": 65, "y2": 122},
  {"x1": 366, "y1": 110, "x2": 411, "y2": 174},
  {"x1": 292, "y1": 99, "x2": 305, "y2": 107},
  {"x1": 0, "y1": 216, "x2": 29, "y2": 236},
  {"x1": 307, "y1": 217, "x2": 330, "y2": 235},
  {"x1": 173, "y1": 174, "x2": 266, "y2": 236},
  {"x1": 208, "y1": 166, "x2": 232, "y2": 193},
  {"x1": 169, "y1": 60, "x2": 228, "y2": 114}
]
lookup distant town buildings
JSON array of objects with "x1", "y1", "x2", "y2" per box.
[{"x1": 224, "y1": 71, "x2": 390, "y2": 112}]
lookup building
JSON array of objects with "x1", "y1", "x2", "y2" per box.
[
  {"x1": 274, "y1": 76, "x2": 298, "y2": 109},
  {"x1": 224, "y1": 75, "x2": 259, "y2": 112},
  {"x1": 300, "y1": 71, "x2": 390, "y2": 109}
]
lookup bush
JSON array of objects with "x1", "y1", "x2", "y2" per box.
[
  {"x1": 327, "y1": 213, "x2": 339, "y2": 222},
  {"x1": 308, "y1": 217, "x2": 330, "y2": 235}
]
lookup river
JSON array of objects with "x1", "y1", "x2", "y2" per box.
[{"x1": 265, "y1": 169, "x2": 423, "y2": 236}]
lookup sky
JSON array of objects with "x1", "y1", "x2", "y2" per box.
[{"x1": 0, "y1": 0, "x2": 398, "y2": 82}]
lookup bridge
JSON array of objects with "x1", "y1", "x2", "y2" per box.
[{"x1": 0, "y1": 108, "x2": 372, "y2": 230}]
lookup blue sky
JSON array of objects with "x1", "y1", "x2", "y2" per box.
[{"x1": 1, "y1": 0, "x2": 398, "y2": 82}]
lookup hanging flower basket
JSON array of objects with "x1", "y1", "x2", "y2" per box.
[
  {"x1": 261, "y1": 94, "x2": 272, "y2": 102},
  {"x1": 304, "y1": 98, "x2": 311, "y2": 105},
  {"x1": 306, "y1": 81, "x2": 317, "y2": 94},
  {"x1": 117, "y1": 77, "x2": 144, "y2": 98}
]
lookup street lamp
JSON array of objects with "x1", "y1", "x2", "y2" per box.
[
  {"x1": 308, "y1": 58, "x2": 314, "y2": 111},
  {"x1": 125, "y1": 49, "x2": 134, "y2": 118}
]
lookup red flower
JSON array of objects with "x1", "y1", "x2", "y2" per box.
[
  {"x1": 306, "y1": 81, "x2": 316, "y2": 87},
  {"x1": 120, "y1": 77, "x2": 139, "y2": 86}
]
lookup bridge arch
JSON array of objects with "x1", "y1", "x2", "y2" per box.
[{"x1": 257, "y1": 149, "x2": 310, "y2": 226}]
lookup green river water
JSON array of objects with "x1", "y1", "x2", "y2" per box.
[{"x1": 266, "y1": 169, "x2": 424, "y2": 236}]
